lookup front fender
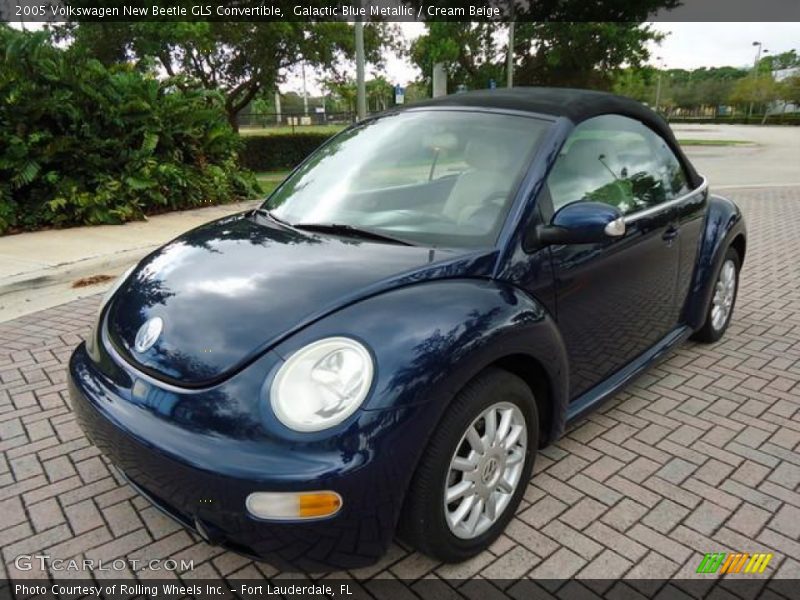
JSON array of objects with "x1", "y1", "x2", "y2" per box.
[
  {"x1": 684, "y1": 194, "x2": 746, "y2": 329},
  {"x1": 273, "y1": 279, "x2": 569, "y2": 442}
]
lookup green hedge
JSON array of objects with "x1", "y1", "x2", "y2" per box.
[
  {"x1": 668, "y1": 114, "x2": 800, "y2": 125},
  {"x1": 0, "y1": 26, "x2": 259, "y2": 235},
  {"x1": 239, "y1": 133, "x2": 335, "y2": 171}
]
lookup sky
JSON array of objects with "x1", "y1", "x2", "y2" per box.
[{"x1": 290, "y1": 22, "x2": 800, "y2": 95}]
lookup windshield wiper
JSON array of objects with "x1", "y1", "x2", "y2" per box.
[
  {"x1": 292, "y1": 223, "x2": 415, "y2": 246},
  {"x1": 253, "y1": 207, "x2": 292, "y2": 227}
]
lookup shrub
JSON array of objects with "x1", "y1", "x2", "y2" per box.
[
  {"x1": 668, "y1": 114, "x2": 800, "y2": 125},
  {"x1": 0, "y1": 26, "x2": 259, "y2": 235},
  {"x1": 239, "y1": 133, "x2": 335, "y2": 171}
]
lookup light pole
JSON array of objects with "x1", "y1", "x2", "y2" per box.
[
  {"x1": 355, "y1": 18, "x2": 367, "y2": 121},
  {"x1": 654, "y1": 56, "x2": 664, "y2": 114},
  {"x1": 747, "y1": 41, "x2": 766, "y2": 120},
  {"x1": 506, "y1": 2, "x2": 515, "y2": 88},
  {"x1": 507, "y1": 22, "x2": 515, "y2": 88}
]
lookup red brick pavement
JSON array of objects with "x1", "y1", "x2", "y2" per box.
[{"x1": 0, "y1": 187, "x2": 798, "y2": 583}]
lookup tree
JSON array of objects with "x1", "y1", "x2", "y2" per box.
[
  {"x1": 513, "y1": 22, "x2": 663, "y2": 89},
  {"x1": 779, "y1": 75, "x2": 800, "y2": 108},
  {"x1": 613, "y1": 65, "x2": 748, "y2": 116},
  {"x1": 279, "y1": 91, "x2": 310, "y2": 115},
  {"x1": 410, "y1": 21, "x2": 666, "y2": 94},
  {"x1": 612, "y1": 67, "x2": 657, "y2": 103},
  {"x1": 366, "y1": 76, "x2": 396, "y2": 111},
  {"x1": 324, "y1": 76, "x2": 397, "y2": 113},
  {"x1": 730, "y1": 76, "x2": 781, "y2": 121},
  {"x1": 404, "y1": 81, "x2": 430, "y2": 104},
  {"x1": 323, "y1": 78, "x2": 357, "y2": 113},
  {"x1": 692, "y1": 79, "x2": 730, "y2": 115},
  {"x1": 669, "y1": 81, "x2": 703, "y2": 111},
  {"x1": 409, "y1": 23, "x2": 502, "y2": 93},
  {"x1": 405, "y1": 0, "x2": 682, "y2": 92},
  {"x1": 61, "y1": 21, "x2": 397, "y2": 129},
  {"x1": 759, "y1": 50, "x2": 800, "y2": 72}
]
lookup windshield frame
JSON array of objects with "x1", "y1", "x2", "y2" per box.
[{"x1": 259, "y1": 107, "x2": 558, "y2": 250}]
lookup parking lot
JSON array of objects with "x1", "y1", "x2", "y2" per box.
[{"x1": 1, "y1": 133, "x2": 799, "y2": 584}]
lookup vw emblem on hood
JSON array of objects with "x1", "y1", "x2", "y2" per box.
[{"x1": 134, "y1": 317, "x2": 163, "y2": 353}]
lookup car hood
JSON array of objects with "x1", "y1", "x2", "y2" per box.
[{"x1": 106, "y1": 213, "x2": 497, "y2": 387}]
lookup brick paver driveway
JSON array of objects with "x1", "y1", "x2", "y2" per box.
[{"x1": 1, "y1": 187, "x2": 799, "y2": 583}]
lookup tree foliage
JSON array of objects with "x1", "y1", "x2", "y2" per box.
[
  {"x1": 0, "y1": 25, "x2": 258, "y2": 234},
  {"x1": 405, "y1": 0, "x2": 682, "y2": 92},
  {"x1": 730, "y1": 75, "x2": 781, "y2": 108},
  {"x1": 410, "y1": 21, "x2": 664, "y2": 93},
  {"x1": 611, "y1": 66, "x2": 658, "y2": 103},
  {"x1": 514, "y1": 22, "x2": 662, "y2": 89},
  {"x1": 759, "y1": 50, "x2": 800, "y2": 72},
  {"x1": 612, "y1": 66, "x2": 750, "y2": 115},
  {"x1": 410, "y1": 23, "x2": 502, "y2": 92},
  {"x1": 61, "y1": 20, "x2": 398, "y2": 128},
  {"x1": 781, "y1": 75, "x2": 800, "y2": 106},
  {"x1": 323, "y1": 75, "x2": 396, "y2": 112}
]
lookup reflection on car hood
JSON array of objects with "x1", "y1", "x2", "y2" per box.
[{"x1": 106, "y1": 213, "x2": 497, "y2": 387}]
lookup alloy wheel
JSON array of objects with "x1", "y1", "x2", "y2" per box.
[
  {"x1": 711, "y1": 259, "x2": 737, "y2": 331},
  {"x1": 443, "y1": 401, "x2": 527, "y2": 540}
]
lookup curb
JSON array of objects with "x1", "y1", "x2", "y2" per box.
[
  {"x1": 0, "y1": 246, "x2": 155, "y2": 296},
  {"x1": 0, "y1": 246, "x2": 155, "y2": 323},
  {"x1": 0, "y1": 199, "x2": 262, "y2": 323}
]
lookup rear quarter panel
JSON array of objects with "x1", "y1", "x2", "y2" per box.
[{"x1": 683, "y1": 193, "x2": 746, "y2": 329}]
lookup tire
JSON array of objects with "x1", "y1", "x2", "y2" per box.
[
  {"x1": 692, "y1": 247, "x2": 741, "y2": 344},
  {"x1": 398, "y1": 368, "x2": 539, "y2": 562}
]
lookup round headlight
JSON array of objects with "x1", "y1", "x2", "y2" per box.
[{"x1": 270, "y1": 337, "x2": 374, "y2": 432}]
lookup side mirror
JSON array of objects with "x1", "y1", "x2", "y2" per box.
[{"x1": 536, "y1": 201, "x2": 626, "y2": 246}]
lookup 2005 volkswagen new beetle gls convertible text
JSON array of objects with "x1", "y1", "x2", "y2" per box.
[{"x1": 69, "y1": 88, "x2": 746, "y2": 570}]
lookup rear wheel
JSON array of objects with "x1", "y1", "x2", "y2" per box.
[
  {"x1": 693, "y1": 247, "x2": 740, "y2": 343},
  {"x1": 399, "y1": 368, "x2": 538, "y2": 562}
]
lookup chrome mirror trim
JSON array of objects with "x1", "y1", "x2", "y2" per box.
[{"x1": 604, "y1": 217, "x2": 626, "y2": 237}]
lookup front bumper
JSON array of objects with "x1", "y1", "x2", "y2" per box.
[{"x1": 69, "y1": 343, "x2": 428, "y2": 570}]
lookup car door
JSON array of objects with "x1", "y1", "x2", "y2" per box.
[{"x1": 541, "y1": 114, "x2": 692, "y2": 399}]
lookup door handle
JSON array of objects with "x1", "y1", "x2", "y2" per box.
[{"x1": 662, "y1": 226, "x2": 679, "y2": 243}]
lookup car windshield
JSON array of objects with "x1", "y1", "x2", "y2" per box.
[{"x1": 264, "y1": 110, "x2": 552, "y2": 247}]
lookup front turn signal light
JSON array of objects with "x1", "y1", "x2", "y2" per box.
[{"x1": 246, "y1": 491, "x2": 342, "y2": 520}]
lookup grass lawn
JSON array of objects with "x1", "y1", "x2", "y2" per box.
[
  {"x1": 239, "y1": 124, "x2": 346, "y2": 137},
  {"x1": 255, "y1": 170, "x2": 290, "y2": 196},
  {"x1": 677, "y1": 139, "x2": 754, "y2": 147}
]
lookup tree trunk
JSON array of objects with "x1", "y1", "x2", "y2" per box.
[
  {"x1": 227, "y1": 109, "x2": 239, "y2": 132},
  {"x1": 225, "y1": 81, "x2": 261, "y2": 134}
]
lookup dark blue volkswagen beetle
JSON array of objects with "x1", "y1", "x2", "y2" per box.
[{"x1": 69, "y1": 88, "x2": 745, "y2": 570}]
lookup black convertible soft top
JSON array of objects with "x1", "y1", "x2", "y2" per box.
[{"x1": 409, "y1": 87, "x2": 702, "y2": 187}]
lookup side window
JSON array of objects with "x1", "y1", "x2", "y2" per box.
[
  {"x1": 547, "y1": 115, "x2": 690, "y2": 216},
  {"x1": 652, "y1": 135, "x2": 690, "y2": 200}
]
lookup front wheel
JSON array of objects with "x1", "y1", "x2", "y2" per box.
[
  {"x1": 692, "y1": 247, "x2": 741, "y2": 343},
  {"x1": 398, "y1": 369, "x2": 538, "y2": 562}
]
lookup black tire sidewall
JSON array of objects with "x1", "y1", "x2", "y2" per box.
[
  {"x1": 695, "y1": 247, "x2": 741, "y2": 343},
  {"x1": 402, "y1": 369, "x2": 539, "y2": 562}
]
